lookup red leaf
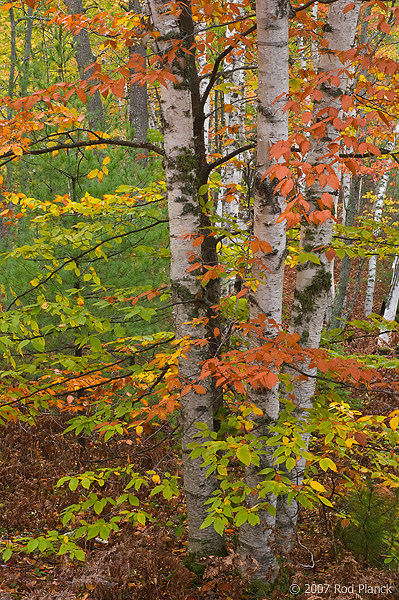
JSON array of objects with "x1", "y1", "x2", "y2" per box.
[
  {"x1": 341, "y1": 95, "x2": 352, "y2": 112},
  {"x1": 379, "y1": 21, "x2": 391, "y2": 34},
  {"x1": 343, "y1": 2, "x2": 355, "y2": 13},
  {"x1": 321, "y1": 193, "x2": 334, "y2": 209},
  {"x1": 76, "y1": 88, "x2": 87, "y2": 104},
  {"x1": 193, "y1": 384, "x2": 206, "y2": 394},
  {"x1": 354, "y1": 431, "x2": 368, "y2": 447},
  {"x1": 325, "y1": 248, "x2": 336, "y2": 261}
]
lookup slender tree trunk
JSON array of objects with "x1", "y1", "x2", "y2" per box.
[
  {"x1": 146, "y1": 0, "x2": 224, "y2": 557},
  {"x1": 329, "y1": 176, "x2": 361, "y2": 329},
  {"x1": 128, "y1": 0, "x2": 148, "y2": 150},
  {"x1": 64, "y1": 0, "x2": 104, "y2": 130},
  {"x1": 21, "y1": 6, "x2": 33, "y2": 97},
  {"x1": 218, "y1": 52, "x2": 246, "y2": 295},
  {"x1": 276, "y1": 0, "x2": 361, "y2": 550},
  {"x1": 343, "y1": 256, "x2": 366, "y2": 320},
  {"x1": 364, "y1": 170, "x2": 390, "y2": 317},
  {"x1": 2, "y1": 7, "x2": 17, "y2": 240},
  {"x1": 237, "y1": 0, "x2": 289, "y2": 582},
  {"x1": 378, "y1": 256, "x2": 399, "y2": 347}
]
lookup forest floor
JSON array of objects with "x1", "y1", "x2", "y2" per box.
[{"x1": 0, "y1": 259, "x2": 399, "y2": 600}]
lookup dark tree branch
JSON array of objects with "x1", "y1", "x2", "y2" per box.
[
  {"x1": 293, "y1": 0, "x2": 341, "y2": 13},
  {"x1": 0, "y1": 136, "x2": 164, "y2": 167},
  {"x1": 207, "y1": 143, "x2": 256, "y2": 173},
  {"x1": 200, "y1": 24, "x2": 257, "y2": 111}
]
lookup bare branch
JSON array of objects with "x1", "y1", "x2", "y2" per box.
[
  {"x1": 0, "y1": 136, "x2": 164, "y2": 167},
  {"x1": 206, "y1": 143, "x2": 256, "y2": 173}
]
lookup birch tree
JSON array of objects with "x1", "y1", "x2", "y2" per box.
[
  {"x1": 276, "y1": 0, "x2": 361, "y2": 548},
  {"x1": 145, "y1": 0, "x2": 224, "y2": 556},
  {"x1": 364, "y1": 169, "x2": 391, "y2": 317},
  {"x1": 237, "y1": 0, "x2": 289, "y2": 580},
  {"x1": 378, "y1": 256, "x2": 399, "y2": 347}
]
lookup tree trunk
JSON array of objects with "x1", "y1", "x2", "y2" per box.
[
  {"x1": 64, "y1": 0, "x2": 104, "y2": 130},
  {"x1": 21, "y1": 5, "x2": 33, "y2": 97},
  {"x1": 129, "y1": 0, "x2": 148, "y2": 150},
  {"x1": 276, "y1": 0, "x2": 361, "y2": 550},
  {"x1": 237, "y1": 0, "x2": 289, "y2": 582},
  {"x1": 364, "y1": 171, "x2": 389, "y2": 316},
  {"x1": 378, "y1": 256, "x2": 399, "y2": 347},
  {"x1": 145, "y1": 0, "x2": 224, "y2": 557},
  {"x1": 329, "y1": 176, "x2": 361, "y2": 330}
]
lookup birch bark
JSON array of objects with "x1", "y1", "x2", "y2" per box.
[
  {"x1": 378, "y1": 256, "x2": 399, "y2": 347},
  {"x1": 145, "y1": 0, "x2": 224, "y2": 556},
  {"x1": 329, "y1": 176, "x2": 361, "y2": 330},
  {"x1": 364, "y1": 171, "x2": 390, "y2": 316},
  {"x1": 237, "y1": 0, "x2": 289, "y2": 581},
  {"x1": 276, "y1": 0, "x2": 361, "y2": 549}
]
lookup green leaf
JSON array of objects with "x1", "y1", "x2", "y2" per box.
[
  {"x1": 90, "y1": 337, "x2": 102, "y2": 352},
  {"x1": 198, "y1": 184, "x2": 209, "y2": 195},
  {"x1": 73, "y1": 548, "x2": 86, "y2": 561},
  {"x1": 26, "y1": 538, "x2": 39, "y2": 552},
  {"x1": 319, "y1": 457, "x2": 337, "y2": 472},
  {"x1": 94, "y1": 501, "x2": 103, "y2": 515},
  {"x1": 236, "y1": 445, "x2": 251, "y2": 466},
  {"x1": 69, "y1": 478, "x2": 79, "y2": 491},
  {"x1": 247, "y1": 513, "x2": 260, "y2": 526},
  {"x1": 2, "y1": 548, "x2": 12, "y2": 562},
  {"x1": 286, "y1": 456, "x2": 296, "y2": 471},
  {"x1": 137, "y1": 512, "x2": 146, "y2": 525},
  {"x1": 235, "y1": 510, "x2": 248, "y2": 527}
]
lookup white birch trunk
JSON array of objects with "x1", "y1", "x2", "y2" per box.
[
  {"x1": 364, "y1": 171, "x2": 390, "y2": 317},
  {"x1": 219, "y1": 50, "x2": 246, "y2": 295},
  {"x1": 276, "y1": 0, "x2": 361, "y2": 550},
  {"x1": 237, "y1": 0, "x2": 289, "y2": 582},
  {"x1": 197, "y1": 46, "x2": 210, "y2": 150},
  {"x1": 341, "y1": 171, "x2": 351, "y2": 227},
  {"x1": 146, "y1": 0, "x2": 224, "y2": 556},
  {"x1": 311, "y1": 3, "x2": 320, "y2": 70},
  {"x1": 378, "y1": 256, "x2": 399, "y2": 347}
]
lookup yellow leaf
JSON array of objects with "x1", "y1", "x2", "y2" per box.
[
  {"x1": 310, "y1": 481, "x2": 326, "y2": 492},
  {"x1": 136, "y1": 425, "x2": 143, "y2": 436},
  {"x1": 290, "y1": 78, "x2": 302, "y2": 91},
  {"x1": 152, "y1": 474, "x2": 160, "y2": 484},
  {"x1": 390, "y1": 416, "x2": 399, "y2": 431},
  {"x1": 103, "y1": 166, "x2": 108, "y2": 176},
  {"x1": 87, "y1": 169, "x2": 98, "y2": 179},
  {"x1": 103, "y1": 156, "x2": 111, "y2": 165},
  {"x1": 98, "y1": 171, "x2": 104, "y2": 182}
]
